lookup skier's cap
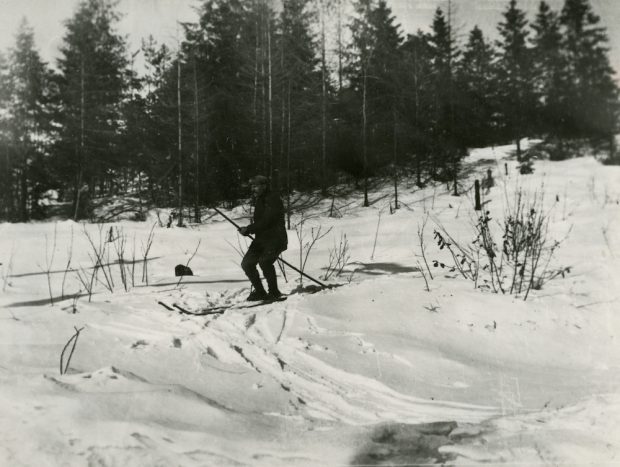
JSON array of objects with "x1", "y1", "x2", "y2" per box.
[{"x1": 249, "y1": 175, "x2": 268, "y2": 186}]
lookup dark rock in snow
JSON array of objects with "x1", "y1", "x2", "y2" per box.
[{"x1": 175, "y1": 264, "x2": 193, "y2": 276}]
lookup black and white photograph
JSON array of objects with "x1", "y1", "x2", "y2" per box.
[{"x1": 0, "y1": 0, "x2": 619, "y2": 464}]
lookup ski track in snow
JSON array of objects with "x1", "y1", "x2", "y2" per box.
[{"x1": 178, "y1": 295, "x2": 500, "y2": 426}]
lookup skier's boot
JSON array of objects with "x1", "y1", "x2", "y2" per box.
[
  {"x1": 247, "y1": 286, "x2": 268, "y2": 301},
  {"x1": 267, "y1": 289, "x2": 283, "y2": 300},
  {"x1": 263, "y1": 264, "x2": 282, "y2": 300},
  {"x1": 246, "y1": 275, "x2": 268, "y2": 301},
  {"x1": 243, "y1": 263, "x2": 268, "y2": 301}
]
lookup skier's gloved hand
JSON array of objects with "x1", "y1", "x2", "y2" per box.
[{"x1": 238, "y1": 226, "x2": 250, "y2": 236}]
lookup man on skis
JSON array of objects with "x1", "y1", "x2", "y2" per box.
[{"x1": 238, "y1": 175, "x2": 288, "y2": 301}]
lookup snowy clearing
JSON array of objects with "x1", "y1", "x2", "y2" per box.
[{"x1": 1, "y1": 145, "x2": 619, "y2": 466}]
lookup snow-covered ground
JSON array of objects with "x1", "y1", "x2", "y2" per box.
[{"x1": 1, "y1": 144, "x2": 619, "y2": 466}]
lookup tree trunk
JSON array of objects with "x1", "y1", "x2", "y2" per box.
[
  {"x1": 413, "y1": 46, "x2": 423, "y2": 186},
  {"x1": 177, "y1": 47, "x2": 183, "y2": 227},
  {"x1": 267, "y1": 11, "x2": 273, "y2": 179},
  {"x1": 253, "y1": 1, "x2": 259, "y2": 131},
  {"x1": 390, "y1": 107, "x2": 397, "y2": 209},
  {"x1": 3, "y1": 147, "x2": 12, "y2": 219},
  {"x1": 286, "y1": 79, "x2": 292, "y2": 230},
  {"x1": 320, "y1": 0, "x2": 328, "y2": 194},
  {"x1": 193, "y1": 55, "x2": 200, "y2": 223},
  {"x1": 280, "y1": 39, "x2": 285, "y2": 178},
  {"x1": 20, "y1": 158, "x2": 28, "y2": 222},
  {"x1": 337, "y1": 0, "x2": 343, "y2": 93},
  {"x1": 452, "y1": 157, "x2": 459, "y2": 196},
  {"x1": 260, "y1": 5, "x2": 267, "y2": 174},
  {"x1": 73, "y1": 58, "x2": 85, "y2": 221},
  {"x1": 362, "y1": 62, "x2": 369, "y2": 208}
]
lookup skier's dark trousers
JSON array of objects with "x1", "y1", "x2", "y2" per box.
[{"x1": 238, "y1": 175, "x2": 287, "y2": 301}]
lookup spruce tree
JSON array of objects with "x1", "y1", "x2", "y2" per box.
[
  {"x1": 531, "y1": 1, "x2": 565, "y2": 139},
  {"x1": 560, "y1": 0, "x2": 619, "y2": 145},
  {"x1": 429, "y1": 6, "x2": 464, "y2": 191},
  {"x1": 496, "y1": 0, "x2": 534, "y2": 160},
  {"x1": 279, "y1": 0, "x2": 320, "y2": 170},
  {"x1": 140, "y1": 37, "x2": 176, "y2": 206},
  {"x1": 194, "y1": 0, "x2": 258, "y2": 201},
  {"x1": 55, "y1": 0, "x2": 129, "y2": 219},
  {"x1": 346, "y1": 0, "x2": 402, "y2": 205},
  {"x1": 369, "y1": 0, "x2": 403, "y2": 206},
  {"x1": 3, "y1": 19, "x2": 54, "y2": 221},
  {"x1": 459, "y1": 26, "x2": 497, "y2": 147},
  {"x1": 400, "y1": 31, "x2": 434, "y2": 186},
  {"x1": 0, "y1": 51, "x2": 12, "y2": 220},
  {"x1": 368, "y1": 0, "x2": 403, "y2": 150}
]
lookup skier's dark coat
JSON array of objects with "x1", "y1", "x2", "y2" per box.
[{"x1": 246, "y1": 189, "x2": 287, "y2": 253}]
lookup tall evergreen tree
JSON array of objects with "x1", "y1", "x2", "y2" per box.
[
  {"x1": 2, "y1": 19, "x2": 54, "y2": 221},
  {"x1": 346, "y1": 0, "x2": 376, "y2": 206},
  {"x1": 54, "y1": 0, "x2": 129, "y2": 219},
  {"x1": 369, "y1": 0, "x2": 403, "y2": 205},
  {"x1": 496, "y1": 0, "x2": 534, "y2": 160},
  {"x1": 458, "y1": 26, "x2": 497, "y2": 147},
  {"x1": 368, "y1": 0, "x2": 403, "y2": 150},
  {"x1": 346, "y1": 0, "x2": 402, "y2": 206},
  {"x1": 279, "y1": 0, "x2": 320, "y2": 177},
  {"x1": 195, "y1": 0, "x2": 259, "y2": 201},
  {"x1": 531, "y1": 1, "x2": 566, "y2": 138},
  {"x1": 429, "y1": 6, "x2": 465, "y2": 192},
  {"x1": 0, "y1": 51, "x2": 12, "y2": 220},
  {"x1": 559, "y1": 0, "x2": 619, "y2": 143},
  {"x1": 139, "y1": 37, "x2": 177, "y2": 206},
  {"x1": 119, "y1": 47, "x2": 148, "y2": 216},
  {"x1": 400, "y1": 31, "x2": 434, "y2": 186}
]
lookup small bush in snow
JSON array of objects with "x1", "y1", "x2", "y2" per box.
[
  {"x1": 433, "y1": 189, "x2": 570, "y2": 300},
  {"x1": 322, "y1": 233, "x2": 351, "y2": 281},
  {"x1": 294, "y1": 214, "x2": 332, "y2": 287},
  {"x1": 77, "y1": 224, "x2": 157, "y2": 300}
]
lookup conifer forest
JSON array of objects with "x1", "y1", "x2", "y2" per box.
[{"x1": 0, "y1": 0, "x2": 618, "y2": 222}]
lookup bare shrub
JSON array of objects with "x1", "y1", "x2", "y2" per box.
[
  {"x1": 432, "y1": 228, "x2": 479, "y2": 282},
  {"x1": 61, "y1": 225, "x2": 74, "y2": 301},
  {"x1": 417, "y1": 214, "x2": 434, "y2": 281},
  {"x1": 83, "y1": 224, "x2": 114, "y2": 293},
  {"x1": 322, "y1": 233, "x2": 351, "y2": 281},
  {"x1": 108, "y1": 226, "x2": 141, "y2": 292},
  {"x1": 75, "y1": 268, "x2": 94, "y2": 301},
  {"x1": 111, "y1": 226, "x2": 130, "y2": 292},
  {"x1": 432, "y1": 188, "x2": 568, "y2": 300},
  {"x1": 130, "y1": 234, "x2": 137, "y2": 288},
  {"x1": 370, "y1": 211, "x2": 382, "y2": 260},
  {"x1": 417, "y1": 261, "x2": 430, "y2": 292},
  {"x1": 40, "y1": 223, "x2": 58, "y2": 306},
  {"x1": 294, "y1": 214, "x2": 332, "y2": 287},
  {"x1": 141, "y1": 223, "x2": 156, "y2": 285},
  {"x1": 73, "y1": 224, "x2": 157, "y2": 298},
  {"x1": 61, "y1": 292, "x2": 80, "y2": 314}
]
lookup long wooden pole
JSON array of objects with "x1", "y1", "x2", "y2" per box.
[{"x1": 211, "y1": 206, "x2": 326, "y2": 288}]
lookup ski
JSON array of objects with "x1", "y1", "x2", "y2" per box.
[
  {"x1": 157, "y1": 296, "x2": 287, "y2": 316},
  {"x1": 239, "y1": 296, "x2": 288, "y2": 309}
]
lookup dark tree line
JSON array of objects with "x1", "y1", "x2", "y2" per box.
[{"x1": 0, "y1": 0, "x2": 617, "y2": 222}]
